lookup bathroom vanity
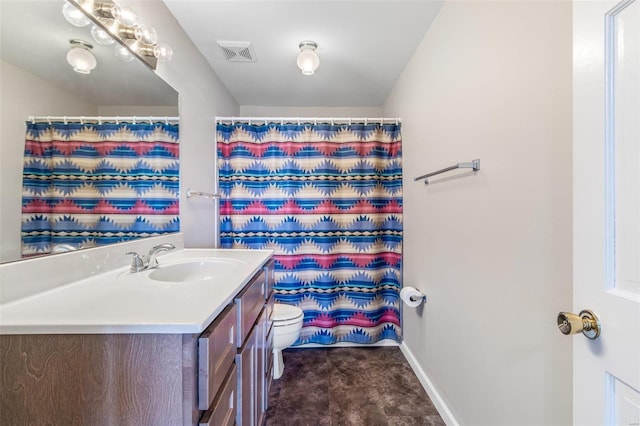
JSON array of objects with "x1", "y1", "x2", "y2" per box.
[{"x1": 0, "y1": 245, "x2": 274, "y2": 426}]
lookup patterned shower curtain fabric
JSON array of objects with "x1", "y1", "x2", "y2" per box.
[
  {"x1": 218, "y1": 121, "x2": 403, "y2": 345},
  {"x1": 21, "y1": 121, "x2": 179, "y2": 257}
]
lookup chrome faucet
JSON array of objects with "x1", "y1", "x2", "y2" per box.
[
  {"x1": 147, "y1": 243, "x2": 176, "y2": 269},
  {"x1": 126, "y1": 243, "x2": 176, "y2": 273}
]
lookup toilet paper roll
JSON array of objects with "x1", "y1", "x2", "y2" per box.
[{"x1": 400, "y1": 286, "x2": 425, "y2": 308}]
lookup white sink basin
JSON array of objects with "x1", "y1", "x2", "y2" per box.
[
  {"x1": 147, "y1": 259, "x2": 244, "y2": 282},
  {"x1": 118, "y1": 256, "x2": 249, "y2": 284}
]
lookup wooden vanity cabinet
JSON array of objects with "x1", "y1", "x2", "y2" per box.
[
  {"x1": 0, "y1": 333, "x2": 202, "y2": 425},
  {"x1": 198, "y1": 259, "x2": 275, "y2": 426},
  {"x1": 234, "y1": 259, "x2": 275, "y2": 426},
  {"x1": 0, "y1": 258, "x2": 275, "y2": 426}
]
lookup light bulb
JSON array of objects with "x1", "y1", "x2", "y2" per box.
[
  {"x1": 134, "y1": 24, "x2": 158, "y2": 45},
  {"x1": 297, "y1": 48, "x2": 319, "y2": 75},
  {"x1": 91, "y1": 25, "x2": 115, "y2": 46},
  {"x1": 153, "y1": 42, "x2": 173, "y2": 62},
  {"x1": 66, "y1": 46, "x2": 97, "y2": 74},
  {"x1": 62, "y1": 2, "x2": 90, "y2": 27},
  {"x1": 112, "y1": 5, "x2": 138, "y2": 27},
  {"x1": 114, "y1": 44, "x2": 135, "y2": 62}
]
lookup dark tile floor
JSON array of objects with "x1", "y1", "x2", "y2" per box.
[{"x1": 265, "y1": 347, "x2": 445, "y2": 426}]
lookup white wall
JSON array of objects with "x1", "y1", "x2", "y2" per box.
[
  {"x1": 126, "y1": 0, "x2": 239, "y2": 249},
  {"x1": 0, "y1": 61, "x2": 99, "y2": 263},
  {"x1": 383, "y1": 2, "x2": 573, "y2": 425},
  {"x1": 97, "y1": 105, "x2": 179, "y2": 116},
  {"x1": 239, "y1": 105, "x2": 382, "y2": 118}
]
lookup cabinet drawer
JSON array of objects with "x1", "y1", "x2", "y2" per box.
[
  {"x1": 199, "y1": 366, "x2": 237, "y2": 426},
  {"x1": 263, "y1": 259, "x2": 275, "y2": 299},
  {"x1": 198, "y1": 303, "x2": 237, "y2": 410},
  {"x1": 234, "y1": 269, "x2": 265, "y2": 347}
]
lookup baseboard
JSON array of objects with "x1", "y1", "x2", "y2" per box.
[
  {"x1": 399, "y1": 342, "x2": 459, "y2": 426},
  {"x1": 295, "y1": 339, "x2": 400, "y2": 348}
]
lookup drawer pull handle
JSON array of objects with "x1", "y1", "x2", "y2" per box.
[
  {"x1": 229, "y1": 326, "x2": 234, "y2": 345},
  {"x1": 229, "y1": 391, "x2": 234, "y2": 410}
]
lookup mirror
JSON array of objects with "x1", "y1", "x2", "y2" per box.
[{"x1": 0, "y1": 0, "x2": 179, "y2": 264}]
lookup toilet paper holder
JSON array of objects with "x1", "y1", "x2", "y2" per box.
[
  {"x1": 409, "y1": 293, "x2": 427, "y2": 303},
  {"x1": 400, "y1": 286, "x2": 427, "y2": 307}
]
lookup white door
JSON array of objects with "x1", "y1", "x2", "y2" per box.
[{"x1": 573, "y1": 0, "x2": 640, "y2": 424}]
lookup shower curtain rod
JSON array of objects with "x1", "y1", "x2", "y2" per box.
[
  {"x1": 28, "y1": 115, "x2": 179, "y2": 124},
  {"x1": 215, "y1": 116, "x2": 401, "y2": 125}
]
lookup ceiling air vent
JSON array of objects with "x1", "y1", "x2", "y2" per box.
[{"x1": 217, "y1": 41, "x2": 257, "y2": 62}]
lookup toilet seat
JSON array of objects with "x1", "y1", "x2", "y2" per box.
[{"x1": 273, "y1": 303, "x2": 303, "y2": 326}]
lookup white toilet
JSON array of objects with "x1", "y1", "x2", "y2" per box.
[{"x1": 272, "y1": 303, "x2": 304, "y2": 379}]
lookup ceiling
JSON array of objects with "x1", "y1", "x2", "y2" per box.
[{"x1": 163, "y1": 0, "x2": 444, "y2": 107}]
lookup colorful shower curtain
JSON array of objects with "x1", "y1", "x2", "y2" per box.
[
  {"x1": 21, "y1": 120, "x2": 179, "y2": 257},
  {"x1": 218, "y1": 121, "x2": 403, "y2": 345}
]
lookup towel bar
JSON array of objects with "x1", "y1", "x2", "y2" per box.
[
  {"x1": 186, "y1": 188, "x2": 221, "y2": 199},
  {"x1": 414, "y1": 159, "x2": 480, "y2": 184}
]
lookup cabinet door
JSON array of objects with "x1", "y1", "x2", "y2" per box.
[
  {"x1": 236, "y1": 317, "x2": 259, "y2": 426},
  {"x1": 264, "y1": 317, "x2": 274, "y2": 413},
  {"x1": 256, "y1": 308, "x2": 267, "y2": 426}
]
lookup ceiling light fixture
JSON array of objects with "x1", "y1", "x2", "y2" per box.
[
  {"x1": 297, "y1": 41, "x2": 319, "y2": 75},
  {"x1": 66, "y1": 39, "x2": 97, "y2": 74},
  {"x1": 62, "y1": 0, "x2": 173, "y2": 70}
]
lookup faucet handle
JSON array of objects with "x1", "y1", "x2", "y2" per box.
[{"x1": 125, "y1": 251, "x2": 146, "y2": 273}]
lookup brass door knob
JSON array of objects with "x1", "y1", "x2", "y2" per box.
[{"x1": 557, "y1": 310, "x2": 601, "y2": 339}]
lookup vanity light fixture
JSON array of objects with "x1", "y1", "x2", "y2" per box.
[
  {"x1": 66, "y1": 39, "x2": 97, "y2": 74},
  {"x1": 296, "y1": 41, "x2": 319, "y2": 75},
  {"x1": 112, "y1": 4, "x2": 138, "y2": 27},
  {"x1": 91, "y1": 25, "x2": 115, "y2": 45},
  {"x1": 133, "y1": 24, "x2": 158, "y2": 45},
  {"x1": 62, "y1": 1, "x2": 90, "y2": 27},
  {"x1": 114, "y1": 44, "x2": 135, "y2": 62},
  {"x1": 62, "y1": 0, "x2": 173, "y2": 70},
  {"x1": 153, "y1": 42, "x2": 174, "y2": 62}
]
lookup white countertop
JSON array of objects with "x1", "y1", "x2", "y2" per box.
[{"x1": 0, "y1": 249, "x2": 273, "y2": 335}]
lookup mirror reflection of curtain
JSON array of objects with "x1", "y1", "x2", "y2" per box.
[
  {"x1": 21, "y1": 120, "x2": 179, "y2": 257},
  {"x1": 218, "y1": 121, "x2": 403, "y2": 345}
]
